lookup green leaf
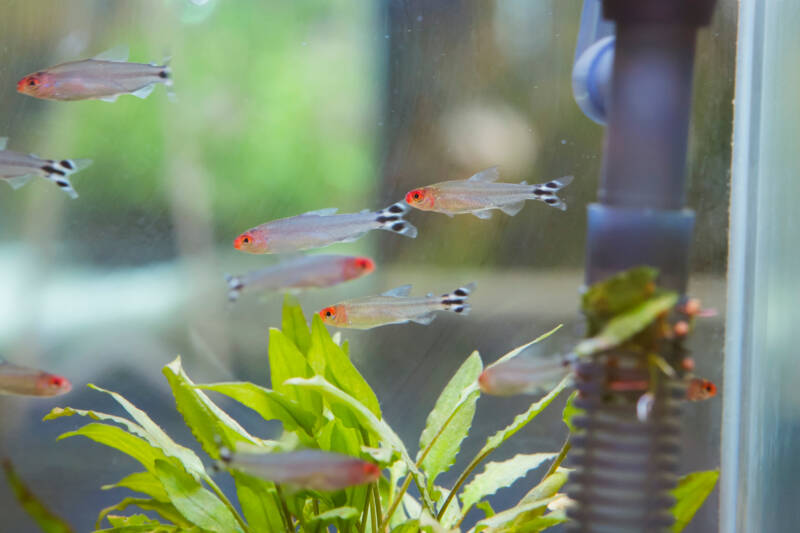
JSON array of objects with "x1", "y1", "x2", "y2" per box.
[
  {"x1": 392, "y1": 519, "x2": 422, "y2": 533},
  {"x1": 581, "y1": 266, "x2": 659, "y2": 332},
  {"x1": 496, "y1": 510, "x2": 568, "y2": 533},
  {"x1": 575, "y1": 292, "x2": 679, "y2": 357},
  {"x1": 471, "y1": 497, "x2": 555, "y2": 532},
  {"x1": 670, "y1": 469, "x2": 719, "y2": 532},
  {"x1": 459, "y1": 453, "x2": 556, "y2": 519},
  {"x1": 57, "y1": 423, "x2": 173, "y2": 476},
  {"x1": 198, "y1": 381, "x2": 317, "y2": 438},
  {"x1": 476, "y1": 500, "x2": 495, "y2": 519},
  {"x1": 102, "y1": 472, "x2": 169, "y2": 502},
  {"x1": 231, "y1": 471, "x2": 286, "y2": 533},
  {"x1": 436, "y1": 486, "x2": 462, "y2": 529},
  {"x1": 95, "y1": 498, "x2": 192, "y2": 530},
  {"x1": 95, "y1": 514, "x2": 186, "y2": 532},
  {"x1": 282, "y1": 293, "x2": 311, "y2": 354},
  {"x1": 418, "y1": 351, "x2": 482, "y2": 491},
  {"x1": 317, "y1": 418, "x2": 363, "y2": 456},
  {"x1": 477, "y1": 376, "x2": 570, "y2": 458},
  {"x1": 562, "y1": 391, "x2": 581, "y2": 433},
  {"x1": 504, "y1": 469, "x2": 569, "y2": 529},
  {"x1": 519, "y1": 469, "x2": 569, "y2": 504},
  {"x1": 2, "y1": 459, "x2": 73, "y2": 533},
  {"x1": 268, "y1": 328, "x2": 317, "y2": 409},
  {"x1": 309, "y1": 314, "x2": 381, "y2": 418},
  {"x1": 154, "y1": 459, "x2": 244, "y2": 533},
  {"x1": 86, "y1": 384, "x2": 208, "y2": 479},
  {"x1": 485, "y1": 326, "x2": 564, "y2": 370},
  {"x1": 306, "y1": 506, "x2": 359, "y2": 527},
  {"x1": 163, "y1": 357, "x2": 265, "y2": 459}
]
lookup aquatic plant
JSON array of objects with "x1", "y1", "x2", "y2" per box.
[{"x1": 31, "y1": 292, "x2": 715, "y2": 532}]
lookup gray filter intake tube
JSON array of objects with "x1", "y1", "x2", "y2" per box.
[{"x1": 569, "y1": 0, "x2": 716, "y2": 531}]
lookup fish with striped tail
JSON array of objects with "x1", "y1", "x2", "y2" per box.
[{"x1": 0, "y1": 138, "x2": 91, "y2": 198}]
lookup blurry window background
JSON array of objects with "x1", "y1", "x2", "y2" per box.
[{"x1": 0, "y1": 1, "x2": 734, "y2": 531}]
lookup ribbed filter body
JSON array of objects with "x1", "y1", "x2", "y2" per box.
[{"x1": 566, "y1": 356, "x2": 686, "y2": 532}]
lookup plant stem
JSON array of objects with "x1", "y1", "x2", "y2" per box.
[
  {"x1": 312, "y1": 499, "x2": 322, "y2": 533},
  {"x1": 205, "y1": 476, "x2": 250, "y2": 533},
  {"x1": 274, "y1": 483, "x2": 295, "y2": 533},
  {"x1": 544, "y1": 437, "x2": 571, "y2": 479},
  {"x1": 357, "y1": 486, "x2": 370, "y2": 533},
  {"x1": 436, "y1": 449, "x2": 490, "y2": 521},
  {"x1": 380, "y1": 474, "x2": 412, "y2": 531},
  {"x1": 370, "y1": 484, "x2": 380, "y2": 533}
]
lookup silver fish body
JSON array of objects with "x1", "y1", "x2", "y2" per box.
[
  {"x1": 479, "y1": 355, "x2": 571, "y2": 396},
  {"x1": 0, "y1": 138, "x2": 91, "y2": 198},
  {"x1": 225, "y1": 254, "x2": 374, "y2": 301},
  {"x1": 220, "y1": 449, "x2": 380, "y2": 491},
  {"x1": 0, "y1": 363, "x2": 72, "y2": 397},
  {"x1": 18, "y1": 46, "x2": 171, "y2": 102},
  {"x1": 406, "y1": 167, "x2": 574, "y2": 217},
  {"x1": 319, "y1": 282, "x2": 475, "y2": 329},
  {"x1": 234, "y1": 203, "x2": 417, "y2": 254}
]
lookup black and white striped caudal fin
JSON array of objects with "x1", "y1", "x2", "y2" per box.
[
  {"x1": 375, "y1": 202, "x2": 418, "y2": 238},
  {"x1": 41, "y1": 158, "x2": 92, "y2": 199},
  {"x1": 531, "y1": 175, "x2": 574, "y2": 211},
  {"x1": 440, "y1": 282, "x2": 477, "y2": 315},
  {"x1": 224, "y1": 274, "x2": 244, "y2": 302}
]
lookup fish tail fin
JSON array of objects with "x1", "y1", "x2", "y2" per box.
[
  {"x1": 440, "y1": 282, "x2": 476, "y2": 315},
  {"x1": 225, "y1": 274, "x2": 243, "y2": 302},
  {"x1": 41, "y1": 159, "x2": 92, "y2": 199},
  {"x1": 530, "y1": 175, "x2": 574, "y2": 211},
  {"x1": 375, "y1": 202, "x2": 418, "y2": 238}
]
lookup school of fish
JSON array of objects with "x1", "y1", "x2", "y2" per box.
[{"x1": 2, "y1": 41, "x2": 720, "y2": 492}]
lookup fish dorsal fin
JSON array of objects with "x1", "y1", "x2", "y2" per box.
[
  {"x1": 467, "y1": 166, "x2": 500, "y2": 183},
  {"x1": 0, "y1": 137, "x2": 8, "y2": 150},
  {"x1": 359, "y1": 208, "x2": 371, "y2": 214},
  {"x1": 381, "y1": 284, "x2": 412, "y2": 297},
  {"x1": 92, "y1": 45, "x2": 130, "y2": 62},
  {"x1": 301, "y1": 208, "x2": 338, "y2": 216}
]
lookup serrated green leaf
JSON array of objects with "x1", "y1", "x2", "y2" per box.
[
  {"x1": 284, "y1": 375, "x2": 434, "y2": 511},
  {"x1": 476, "y1": 500, "x2": 495, "y2": 519},
  {"x1": 57, "y1": 423, "x2": 173, "y2": 476},
  {"x1": 95, "y1": 513, "x2": 187, "y2": 532},
  {"x1": 485, "y1": 326, "x2": 564, "y2": 370},
  {"x1": 393, "y1": 519, "x2": 422, "y2": 533},
  {"x1": 459, "y1": 453, "x2": 556, "y2": 519},
  {"x1": 477, "y1": 376, "x2": 570, "y2": 458},
  {"x1": 519, "y1": 468, "x2": 569, "y2": 504},
  {"x1": 282, "y1": 294, "x2": 311, "y2": 354},
  {"x1": 231, "y1": 471, "x2": 286, "y2": 533},
  {"x1": 163, "y1": 357, "x2": 265, "y2": 460},
  {"x1": 86, "y1": 385, "x2": 207, "y2": 479},
  {"x1": 496, "y1": 510, "x2": 567, "y2": 533},
  {"x1": 102, "y1": 472, "x2": 169, "y2": 502},
  {"x1": 309, "y1": 314, "x2": 381, "y2": 418},
  {"x1": 154, "y1": 459, "x2": 244, "y2": 533},
  {"x1": 198, "y1": 381, "x2": 317, "y2": 438},
  {"x1": 505, "y1": 468, "x2": 569, "y2": 529},
  {"x1": 575, "y1": 292, "x2": 679, "y2": 357},
  {"x1": 471, "y1": 497, "x2": 554, "y2": 532},
  {"x1": 2, "y1": 459, "x2": 73, "y2": 533},
  {"x1": 95, "y1": 498, "x2": 192, "y2": 530},
  {"x1": 418, "y1": 352, "x2": 482, "y2": 492},
  {"x1": 307, "y1": 506, "x2": 359, "y2": 527},
  {"x1": 562, "y1": 391, "x2": 581, "y2": 433},
  {"x1": 670, "y1": 469, "x2": 719, "y2": 532}
]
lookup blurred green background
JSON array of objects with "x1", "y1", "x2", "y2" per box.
[{"x1": 0, "y1": 1, "x2": 734, "y2": 531}]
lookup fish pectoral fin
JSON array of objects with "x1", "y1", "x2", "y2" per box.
[
  {"x1": 92, "y1": 45, "x2": 130, "y2": 62},
  {"x1": 301, "y1": 207, "x2": 338, "y2": 216},
  {"x1": 99, "y1": 95, "x2": 119, "y2": 103},
  {"x1": 0, "y1": 137, "x2": 8, "y2": 150},
  {"x1": 381, "y1": 284, "x2": 412, "y2": 297},
  {"x1": 500, "y1": 201, "x2": 526, "y2": 216},
  {"x1": 467, "y1": 166, "x2": 500, "y2": 182},
  {"x1": 472, "y1": 210, "x2": 493, "y2": 219},
  {"x1": 130, "y1": 83, "x2": 156, "y2": 99},
  {"x1": 5, "y1": 174, "x2": 35, "y2": 190},
  {"x1": 412, "y1": 314, "x2": 437, "y2": 325}
]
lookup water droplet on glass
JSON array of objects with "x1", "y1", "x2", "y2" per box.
[{"x1": 561, "y1": 139, "x2": 567, "y2": 145}]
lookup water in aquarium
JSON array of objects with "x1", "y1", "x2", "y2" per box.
[{"x1": 0, "y1": 1, "x2": 735, "y2": 531}]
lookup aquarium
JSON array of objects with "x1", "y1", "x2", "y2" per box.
[{"x1": 0, "y1": 1, "x2": 736, "y2": 532}]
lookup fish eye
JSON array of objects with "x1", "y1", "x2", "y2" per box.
[
  {"x1": 242, "y1": 236, "x2": 250, "y2": 244},
  {"x1": 320, "y1": 307, "x2": 336, "y2": 319},
  {"x1": 49, "y1": 376, "x2": 64, "y2": 387},
  {"x1": 28, "y1": 78, "x2": 39, "y2": 87}
]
